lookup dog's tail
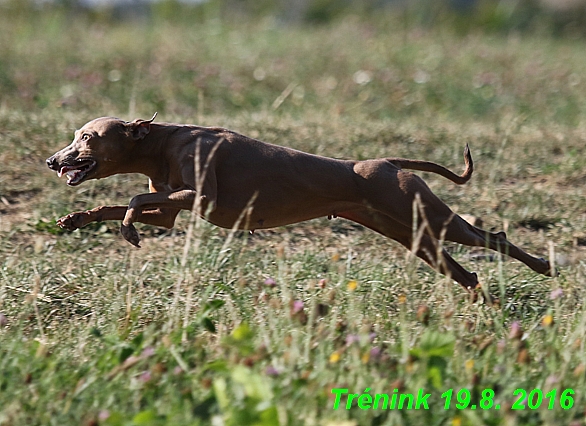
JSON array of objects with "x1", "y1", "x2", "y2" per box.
[{"x1": 386, "y1": 144, "x2": 473, "y2": 185}]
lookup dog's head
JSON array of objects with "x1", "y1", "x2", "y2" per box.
[{"x1": 46, "y1": 114, "x2": 156, "y2": 186}]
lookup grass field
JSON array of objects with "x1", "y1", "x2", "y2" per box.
[{"x1": 2, "y1": 4, "x2": 586, "y2": 425}]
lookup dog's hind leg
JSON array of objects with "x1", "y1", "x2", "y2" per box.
[
  {"x1": 358, "y1": 166, "x2": 553, "y2": 278},
  {"x1": 440, "y1": 216, "x2": 554, "y2": 276},
  {"x1": 338, "y1": 208, "x2": 479, "y2": 290}
]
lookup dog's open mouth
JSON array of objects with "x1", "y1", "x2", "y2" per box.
[{"x1": 57, "y1": 160, "x2": 96, "y2": 186}]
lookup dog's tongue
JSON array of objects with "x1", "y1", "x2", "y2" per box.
[
  {"x1": 58, "y1": 165, "x2": 84, "y2": 184},
  {"x1": 57, "y1": 165, "x2": 77, "y2": 178}
]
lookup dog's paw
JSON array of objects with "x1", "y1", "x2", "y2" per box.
[
  {"x1": 121, "y1": 223, "x2": 141, "y2": 248},
  {"x1": 57, "y1": 212, "x2": 88, "y2": 231},
  {"x1": 540, "y1": 258, "x2": 559, "y2": 277}
]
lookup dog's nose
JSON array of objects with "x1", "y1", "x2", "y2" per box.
[{"x1": 46, "y1": 156, "x2": 58, "y2": 170}]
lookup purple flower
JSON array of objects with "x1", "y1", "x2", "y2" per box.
[
  {"x1": 550, "y1": 288, "x2": 563, "y2": 300},
  {"x1": 509, "y1": 321, "x2": 523, "y2": 340},
  {"x1": 345, "y1": 334, "x2": 360, "y2": 346},
  {"x1": 139, "y1": 371, "x2": 151, "y2": 383},
  {"x1": 265, "y1": 365, "x2": 280, "y2": 376},
  {"x1": 141, "y1": 346, "x2": 155, "y2": 358},
  {"x1": 264, "y1": 277, "x2": 276, "y2": 287},
  {"x1": 545, "y1": 374, "x2": 559, "y2": 386},
  {"x1": 493, "y1": 365, "x2": 506, "y2": 375},
  {"x1": 122, "y1": 355, "x2": 139, "y2": 367},
  {"x1": 98, "y1": 410, "x2": 110, "y2": 421},
  {"x1": 292, "y1": 300, "x2": 304, "y2": 314},
  {"x1": 370, "y1": 347, "x2": 382, "y2": 359}
]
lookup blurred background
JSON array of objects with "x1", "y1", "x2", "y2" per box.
[
  {"x1": 2, "y1": 0, "x2": 586, "y2": 126},
  {"x1": 4, "y1": 0, "x2": 586, "y2": 32}
]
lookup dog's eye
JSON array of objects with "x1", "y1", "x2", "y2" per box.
[{"x1": 81, "y1": 134, "x2": 91, "y2": 142}]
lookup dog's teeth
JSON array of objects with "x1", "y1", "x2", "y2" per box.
[{"x1": 66, "y1": 170, "x2": 79, "y2": 183}]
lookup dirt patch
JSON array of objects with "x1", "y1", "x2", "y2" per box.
[{"x1": 0, "y1": 191, "x2": 41, "y2": 233}]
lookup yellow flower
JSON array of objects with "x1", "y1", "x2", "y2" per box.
[
  {"x1": 542, "y1": 314, "x2": 554, "y2": 327},
  {"x1": 329, "y1": 351, "x2": 341, "y2": 364},
  {"x1": 398, "y1": 294, "x2": 407, "y2": 304},
  {"x1": 465, "y1": 359, "x2": 474, "y2": 373},
  {"x1": 331, "y1": 253, "x2": 341, "y2": 262},
  {"x1": 452, "y1": 417, "x2": 461, "y2": 426},
  {"x1": 347, "y1": 280, "x2": 358, "y2": 291},
  {"x1": 361, "y1": 352, "x2": 370, "y2": 364}
]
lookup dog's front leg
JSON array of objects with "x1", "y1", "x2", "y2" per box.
[
  {"x1": 58, "y1": 205, "x2": 181, "y2": 232},
  {"x1": 121, "y1": 190, "x2": 198, "y2": 247},
  {"x1": 58, "y1": 206, "x2": 128, "y2": 230}
]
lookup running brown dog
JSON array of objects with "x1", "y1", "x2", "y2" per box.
[{"x1": 46, "y1": 115, "x2": 554, "y2": 291}]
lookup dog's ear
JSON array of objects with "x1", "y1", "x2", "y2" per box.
[{"x1": 128, "y1": 112, "x2": 157, "y2": 141}]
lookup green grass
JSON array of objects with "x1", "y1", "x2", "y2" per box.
[{"x1": 2, "y1": 6, "x2": 586, "y2": 425}]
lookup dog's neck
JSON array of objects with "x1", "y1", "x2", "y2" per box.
[{"x1": 123, "y1": 123, "x2": 198, "y2": 184}]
